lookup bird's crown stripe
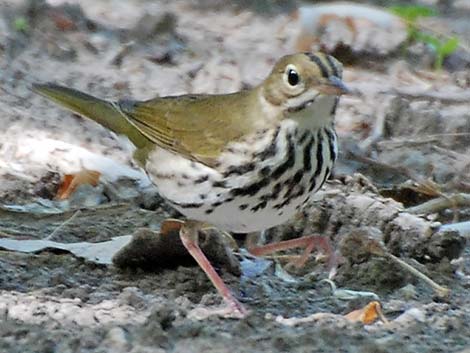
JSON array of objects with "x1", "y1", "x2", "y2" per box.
[
  {"x1": 305, "y1": 53, "x2": 329, "y2": 78},
  {"x1": 325, "y1": 55, "x2": 340, "y2": 78}
]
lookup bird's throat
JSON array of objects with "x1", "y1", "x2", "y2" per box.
[{"x1": 287, "y1": 95, "x2": 337, "y2": 131}]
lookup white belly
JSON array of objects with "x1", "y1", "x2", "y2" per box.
[{"x1": 145, "y1": 119, "x2": 337, "y2": 233}]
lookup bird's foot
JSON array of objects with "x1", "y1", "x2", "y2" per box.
[
  {"x1": 179, "y1": 220, "x2": 248, "y2": 318},
  {"x1": 248, "y1": 235, "x2": 338, "y2": 278},
  {"x1": 188, "y1": 301, "x2": 248, "y2": 320}
]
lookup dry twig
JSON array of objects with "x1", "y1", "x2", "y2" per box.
[
  {"x1": 368, "y1": 240, "x2": 450, "y2": 298},
  {"x1": 406, "y1": 193, "x2": 470, "y2": 215},
  {"x1": 45, "y1": 210, "x2": 81, "y2": 241}
]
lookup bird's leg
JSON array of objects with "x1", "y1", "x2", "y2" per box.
[
  {"x1": 248, "y1": 235, "x2": 337, "y2": 277},
  {"x1": 160, "y1": 218, "x2": 186, "y2": 235},
  {"x1": 179, "y1": 220, "x2": 248, "y2": 318}
]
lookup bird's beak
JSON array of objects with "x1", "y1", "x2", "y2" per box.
[{"x1": 317, "y1": 76, "x2": 350, "y2": 96}]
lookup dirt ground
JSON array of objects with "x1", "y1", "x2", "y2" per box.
[{"x1": 1, "y1": 0, "x2": 470, "y2": 352}]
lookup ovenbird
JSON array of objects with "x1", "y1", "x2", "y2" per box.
[{"x1": 34, "y1": 52, "x2": 348, "y2": 317}]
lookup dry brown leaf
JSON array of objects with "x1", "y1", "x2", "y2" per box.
[
  {"x1": 49, "y1": 10, "x2": 77, "y2": 31},
  {"x1": 275, "y1": 301, "x2": 388, "y2": 327},
  {"x1": 410, "y1": 179, "x2": 443, "y2": 198},
  {"x1": 344, "y1": 301, "x2": 388, "y2": 324},
  {"x1": 56, "y1": 170, "x2": 101, "y2": 200}
]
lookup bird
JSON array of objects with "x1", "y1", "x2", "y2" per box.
[{"x1": 33, "y1": 52, "x2": 349, "y2": 318}]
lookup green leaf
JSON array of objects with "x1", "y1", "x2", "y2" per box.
[
  {"x1": 389, "y1": 5, "x2": 437, "y2": 22},
  {"x1": 440, "y1": 37, "x2": 459, "y2": 56},
  {"x1": 13, "y1": 16, "x2": 29, "y2": 33},
  {"x1": 389, "y1": 5, "x2": 459, "y2": 71}
]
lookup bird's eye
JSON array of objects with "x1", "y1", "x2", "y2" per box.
[{"x1": 287, "y1": 69, "x2": 300, "y2": 86}]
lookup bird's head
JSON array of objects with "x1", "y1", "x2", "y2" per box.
[{"x1": 262, "y1": 52, "x2": 349, "y2": 114}]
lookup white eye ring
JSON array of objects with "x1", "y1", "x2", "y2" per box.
[{"x1": 283, "y1": 64, "x2": 303, "y2": 90}]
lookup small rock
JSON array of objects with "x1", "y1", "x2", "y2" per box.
[
  {"x1": 444, "y1": 49, "x2": 470, "y2": 72},
  {"x1": 118, "y1": 287, "x2": 147, "y2": 309},
  {"x1": 394, "y1": 307, "x2": 426, "y2": 326},
  {"x1": 68, "y1": 184, "x2": 106, "y2": 208},
  {"x1": 137, "y1": 303, "x2": 174, "y2": 348},
  {"x1": 103, "y1": 178, "x2": 142, "y2": 203},
  {"x1": 103, "y1": 327, "x2": 130, "y2": 353},
  {"x1": 33, "y1": 171, "x2": 61, "y2": 199},
  {"x1": 129, "y1": 13, "x2": 177, "y2": 42},
  {"x1": 339, "y1": 227, "x2": 384, "y2": 264},
  {"x1": 398, "y1": 284, "x2": 418, "y2": 300}
]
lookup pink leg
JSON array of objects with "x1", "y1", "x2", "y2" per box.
[
  {"x1": 249, "y1": 235, "x2": 337, "y2": 274},
  {"x1": 180, "y1": 221, "x2": 248, "y2": 318}
]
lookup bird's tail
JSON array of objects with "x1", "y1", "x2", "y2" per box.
[{"x1": 33, "y1": 83, "x2": 147, "y2": 148}]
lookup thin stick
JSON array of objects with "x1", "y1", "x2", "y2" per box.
[
  {"x1": 385, "y1": 252, "x2": 450, "y2": 298},
  {"x1": 367, "y1": 241, "x2": 450, "y2": 298},
  {"x1": 407, "y1": 193, "x2": 470, "y2": 214},
  {"x1": 45, "y1": 210, "x2": 81, "y2": 241}
]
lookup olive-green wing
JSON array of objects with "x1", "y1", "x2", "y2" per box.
[{"x1": 117, "y1": 91, "x2": 257, "y2": 166}]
